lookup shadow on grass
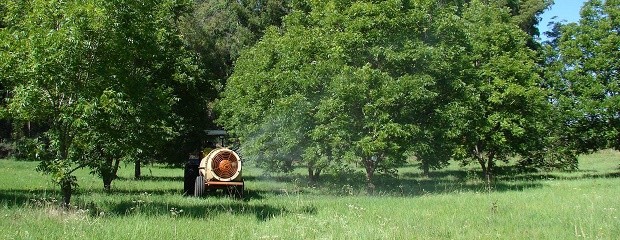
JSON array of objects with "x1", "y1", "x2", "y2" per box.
[
  {"x1": 501, "y1": 171, "x2": 620, "y2": 181},
  {"x1": 103, "y1": 200, "x2": 317, "y2": 221},
  {"x1": 0, "y1": 185, "x2": 298, "y2": 207},
  {"x1": 95, "y1": 189, "x2": 316, "y2": 221},
  {"x1": 0, "y1": 189, "x2": 60, "y2": 208},
  {"x1": 492, "y1": 164, "x2": 620, "y2": 181},
  {"x1": 93, "y1": 186, "x2": 304, "y2": 201},
  {"x1": 0, "y1": 188, "x2": 317, "y2": 221},
  {"x1": 116, "y1": 176, "x2": 184, "y2": 182},
  {"x1": 314, "y1": 172, "x2": 544, "y2": 197},
  {"x1": 586, "y1": 172, "x2": 620, "y2": 178},
  {"x1": 264, "y1": 164, "x2": 620, "y2": 197},
  {"x1": 96, "y1": 188, "x2": 183, "y2": 196},
  {"x1": 242, "y1": 175, "x2": 305, "y2": 183}
]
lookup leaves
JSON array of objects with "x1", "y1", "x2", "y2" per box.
[
  {"x1": 216, "y1": 0, "x2": 465, "y2": 181},
  {"x1": 547, "y1": 0, "x2": 620, "y2": 153},
  {"x1": 1, "y1": 0, "x2": 197, "y2": 202}
]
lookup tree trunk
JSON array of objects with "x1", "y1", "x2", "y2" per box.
[
  {"x1": 57, "y1": 127, "x2": 73, "y2": 208},
  {"x1": 307, "y1": 166, "x2": 322, "y2": 183},
  {"x1": 102, "y1": 174, "x2": 113, "y2": 192},
  {"x1": 284, "y1": 159, "x2": 293, "y2": 172},
  {"x1": 422, "y1": 161, "x2": 430, "y2": 177},
  {"x1": 485, "y1": 156, "x2": 495, "y2": 186},
  {"x1": 134, "y1": 159, "x2": 141, "y2": 179},
  {"x1": 102, "y1": 159, "x2": 121, "y2": 191},
  {"x1": 475, "y1": 150, "x2": 496, "y2": 189},
  {"x1": 477, "y1": 158, "x2": 488, "y2": 178},
  {"x1": 364, "y1": 159, "x2": 376, "y2": 194},
  {"x1": 60, "y1": 179, "x2": 72, "y2": 209},
  {"x1": 474, "y1": 144, "x2": 496, "y2": 185},
  {"x1": 308, "y1": 166, "x2": 315, "y2": 183}
]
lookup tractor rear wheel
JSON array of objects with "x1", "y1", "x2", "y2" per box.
[{"x1": 194, "y1": 176, "x2": 204, "y2": 197}]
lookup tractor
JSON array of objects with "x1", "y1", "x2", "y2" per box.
[{"x1": 183, "y1": 130, "x2": 244, "y2": 199}]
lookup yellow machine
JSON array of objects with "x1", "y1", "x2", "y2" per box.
[
  {"x1": 194, "y1": 148, "x2": 243, "y2": 198},
  {"x1": 183, "y1": 131, "x2": 244, "y2": 198}
]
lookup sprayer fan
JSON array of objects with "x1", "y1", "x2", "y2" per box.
[{"x1": 209, "y1": 149, "x2": 241, "y2": 181}]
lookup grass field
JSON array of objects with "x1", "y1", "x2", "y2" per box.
[{"x1": 1, "y1": 151, "x2": 619, "y2": 239}]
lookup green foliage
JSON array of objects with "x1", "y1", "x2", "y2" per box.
[
  {"x1": 179, "y1": 0, "x2": 290, "y2": 83},
  {"x1": 217, "y1": 0, "x2": 471, "y2": 184},
  {"x1": 546, "y1": 0, "x2": 620, "y2": 153},
  {"x1": 158, "y1": 0, "x2": 290, "y2": 164},
  {"x1": 0, "y1": 0, "x2": 197, "y2": 204},
  {"x1": 503, "y1": 0, "x2": 552, "y2": 41},
  {"x1": 218, "y1": 0, "x2": 555, "y2": 184},
  {"x1": 444, "y1": 0, "x2": 551, "y2": 179}
]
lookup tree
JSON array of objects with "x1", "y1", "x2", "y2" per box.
[
  {"x1": 156, "y1": 0, "x2": 291, "y2": 167},
  {"x1": 101, "y1": 0, "x2": 199, "y2": 179},
  {"x1": 447, "y1": 0, "x2": 551, "y2": 183},
  {"x1": 217, "y1": 0, "x2": 466, "y2": 189},
  {"x1": 503, "y1": 0, "x2": 552, "y2": 45},
  {"x1": 1, "y1": 0, "x2": 104, "y2": 206},
  {"x1": 546, "y1": 0, "x2": 620, "y2": 152},
  {"x1": 180, "y1": 0, "x2": 290, "y2": 80},
  {"x1": 1, "y1": 0, "x2": 195, "y2": 206}
]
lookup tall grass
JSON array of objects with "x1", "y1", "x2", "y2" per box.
[{"x1": 1, "y1": 151, "x2": 619, "y2": 239}]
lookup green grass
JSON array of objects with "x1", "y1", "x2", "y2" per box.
[{"x1": 1, "y1": 151, "x2": 619, "y2": 239}]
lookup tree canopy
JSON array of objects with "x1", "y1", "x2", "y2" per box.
[
  {"x1": 216, "y1": 0, "x2": 552, "y2": 187},
  {"x1": 546, "y1": 0, "x2": 620, "y2": 152},
  {"x1": 0, "y1": 0, "x2": 197, "y2": 206}
]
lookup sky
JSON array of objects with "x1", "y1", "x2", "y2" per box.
[{"x1": 537, "y1": 0, "x2": 587, "y2": 38}]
